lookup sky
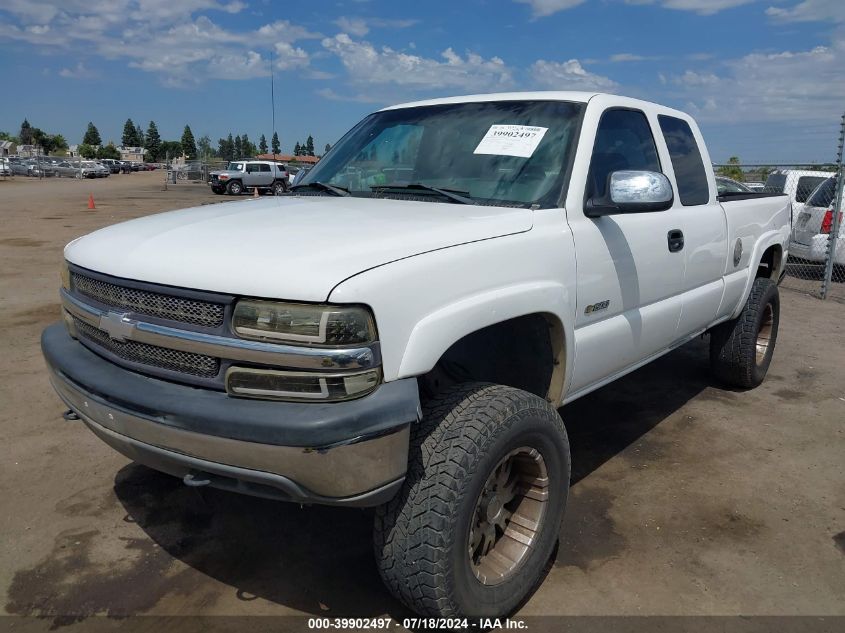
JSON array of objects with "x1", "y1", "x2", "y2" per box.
[{"x1": 0, "y1": 0, "x2": 843, "y2": 162}]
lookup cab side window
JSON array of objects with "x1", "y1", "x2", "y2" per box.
[
  {"x1": 587, "y1": 109, "x2": 661, "y2": 200},
  {"x1": 259, "y1": 164, "x2": 271, "y2": 172},
  {"x1": 246, "y1": 164, "x2": 260, "y2": 173},
  {"x1": 658, "y1": 115, "x2": 709, "y2": 205}
]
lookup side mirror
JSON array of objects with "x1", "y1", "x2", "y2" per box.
[{"x1": 585, "y1": 170, "x2": 674, "y2": 217}]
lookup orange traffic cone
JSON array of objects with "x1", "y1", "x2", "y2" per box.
[
  {"x1": 253, "y1": 186, "x2": 259, "y2": 198},
  {"x1": 87, "y1": 193, "x2": 96, "y2": 209}
]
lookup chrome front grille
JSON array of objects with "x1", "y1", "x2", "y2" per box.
[
  {"x1": 74, "y1": 317, "x2": 220, "y2": 378},
  {"x1": 71, "y1": 272, "x2": 225, "y2": 328}
]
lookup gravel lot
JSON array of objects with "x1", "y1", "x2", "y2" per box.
[{"x1": 1, "y1": 173, "x2": 843, "y2": 626}]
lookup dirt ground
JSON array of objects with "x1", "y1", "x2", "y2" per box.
[{"x1": 1, "y1": 173, "x2": 843, "y2": 626}]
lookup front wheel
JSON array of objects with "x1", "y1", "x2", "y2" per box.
[
  {"x1": 226, "y1": 180, "x2": 243, "y2": 195},
  {"x1": 710, "y1": 276, "x2": 780, "y2": 388},
  {"x1": 211, "y1": 186, "x2": 225, "y2": 195},
  {"x1": 374, "y1": 383, "x2": 569, "y2": 618}
]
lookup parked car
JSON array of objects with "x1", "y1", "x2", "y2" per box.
[
  {"x1": 54, "y1": 161, "x2": 81, "y2": 178},
  {"x1": 290, "y1": 165, "x2": 312, "y2": 187},
  {"x1": 716, "y1": 176, "x2": 752, "y2": 195},
  {"x1": 98, "y1": 159, "x2": 121, "y2": 174},
  {"x1": 9, "y1": 158, "x2": 42, "y2": 177},
  {"x1": 0, "y1": 157, "x2": 10, "y2": 177},
  {"x1": 790, "y1": 176, "x2": 843, "y2": 267},
  {"x1": 208, "y1": 160, "x2": 289, "y2": 195},
  {"x1": 43, "y1": 92, "x2": 790, "y2": 620},
  {"x1": 84, "y1": 161, "x2": 109, "y2": 178},
  {"x1": 764, "y1": 169, "x2": 832, "y2": 221}
]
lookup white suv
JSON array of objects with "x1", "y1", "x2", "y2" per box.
[{"x1": 209, "y1": 160, "x2": 289, "y2": 196}]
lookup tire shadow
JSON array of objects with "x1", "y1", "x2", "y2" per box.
[{"x1": 113, "y1": 337, "x2": 714, "y2": 617}]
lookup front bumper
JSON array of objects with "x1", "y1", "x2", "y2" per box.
[{"x1": 42, "y1": 323, "x2": 420, "y2": 506}]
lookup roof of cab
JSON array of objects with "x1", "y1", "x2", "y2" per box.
[{"x1": 380, "y1": 91, "x2": 602, "y2": 111}]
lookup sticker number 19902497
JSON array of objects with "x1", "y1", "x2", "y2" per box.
[{"x1": 473, "y1": 124, "x2": 549, "y2": 158}]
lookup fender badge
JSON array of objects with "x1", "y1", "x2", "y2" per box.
[
  {"x1": 733, "y1": 239, "x2": 743, "y2": 267},
  {"x1": 585, "y1": 300, "x2": 610, "y2": 315}
]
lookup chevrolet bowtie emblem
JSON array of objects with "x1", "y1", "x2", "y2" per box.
[{"x1": 99, "y1": 312, "x2": 135, "y2": 342}]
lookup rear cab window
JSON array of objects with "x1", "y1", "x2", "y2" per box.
[{"x1": 658, "y1": 115, "x2": 709, "y2": 206}]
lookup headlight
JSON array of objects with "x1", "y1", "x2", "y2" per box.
[
  {"x1": 61, "y1": 261, "x2": 70, "y2": 290},
  {"x1": 226, "y1": 367, "x2": 381, "y2": 402},
  {"x1": 232, "y1": 300, "x2": 376, "y2": 346}
]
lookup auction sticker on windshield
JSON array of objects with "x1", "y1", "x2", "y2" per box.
[{"x1": 473, "y1": 125, "x2": 548, "y2": 158}]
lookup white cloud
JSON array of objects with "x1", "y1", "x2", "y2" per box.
[
  {"x1": 609, "y1": 53, "x2": 658, "y2": 62},
  {"x1": 766, "y1": 0, "x2": 845, "y2": 23},
  {"x1": 672, "y1": 69, "x2": 720, "y2": 85},
  {"x1": 624, "y1": 0, "x2": 756, "y2": 14},
  {"x1": 333, "y1": 15, "x2": 420, "y2": 37},
  {"x1": 334, "y1": 16, "x2": 370, "y2": 37},
  {"x1": 518, "y1": 0, "x2": 754, "y2": 16},
  {"x1": 321, "y1": 33, "x2": 513, "y2": 92},
  {"x1": 514, "y1": 0, "x2": 587, "y2": 16},
  {"x1": 666, "y1": 43, "x2": 845, "y2": 123},
  {"x1": 58, "y1": 62, "x2": 98, "y2": 79},
  {"x1": 530, "y1": 59, "x2": 618, "y2": 91},
  {"x1": 0, "y1": 1, "x2": 317, "y2": 84}
]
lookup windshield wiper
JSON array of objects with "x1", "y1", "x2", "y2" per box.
[
  {"x1": 370, "y1": 183, "x2": 475, "y2": 205},
  {"x1": 290, "y1": 181, "x2": 350, "y2": 196}
]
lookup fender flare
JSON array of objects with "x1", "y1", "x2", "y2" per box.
[
  {"x1": 731, "y1": 230, "x2": 787, "y2": 319},
  {"x1": 396, "y1": 281, "x2": 574, "y2": 404}
]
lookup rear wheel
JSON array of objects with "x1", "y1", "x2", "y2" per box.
[
  {"x1": 710, "y1": 277, "x2": 780, "y2": 388},
  {"x1": 272, "y1": 180, "x2": 287, "y2": 196},
  {"x1": 374, "y1": 382, "x2": 569, "y2": 618},
  {"x1": 226, "y1": 180, "x2": 243, "y2": 195}
]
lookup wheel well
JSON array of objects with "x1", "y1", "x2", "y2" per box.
[
  {"x1": 420, "y1": 313, "x2": 565, "y2": 403},
  {"x1": 756, "y1": 245, "x2": 782, "y2": 280}
]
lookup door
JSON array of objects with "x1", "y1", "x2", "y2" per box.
[
  {"x1": 567, "y1": 108, "x2": 685, "y2": 395},
  {"x1": 656, "y1": 115, "x2": 727, "y2": 336},
  {"x1": 244, "y1": 163, "x2": 261, "y2": 187},
  {"x1": 258, "y1": 163, "x2": 273, "y2": 186}
]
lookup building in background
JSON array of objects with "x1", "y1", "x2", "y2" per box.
[
  {"x1": 119, "y1": 146, "x2": 145, "y2": 162},
  {"x1": 0, "y1": 140, "x2": 17, "y2": 156}
]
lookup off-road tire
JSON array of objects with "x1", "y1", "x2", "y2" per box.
[
  {"x1": 211, "y1": 186, "x2": 224, "y2": 195},
  {"x1": 272, "y1": 180, "x2": 287, "y2": 196},
  {"x1": 226, "y1": 180, "x2": 243, "y2": 195},
  {"x1": 710, "y1": 277, "x2": 779, "y2": 388},
  {"x1": 374, "y1": 382, "x2": 569, "y2": 618}
]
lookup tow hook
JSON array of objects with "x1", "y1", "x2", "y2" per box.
[
  {"x1": 62, "y1": 409, "x2": 80, "y2": 421},
  {"x1": 183, "y1": 472, "x2": 212, "y2": 487}
]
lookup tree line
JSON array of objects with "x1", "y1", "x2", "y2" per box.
[
  {"x1": 1, "y1": 119, "x2": 68, "y2": 155},
  {"x1": 3, "y1": 117, "x2": 331, "y2": 163}
]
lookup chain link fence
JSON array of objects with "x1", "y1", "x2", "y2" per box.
[{"x1": 713, "y1": 115, "x2": 845, "y2": 302}]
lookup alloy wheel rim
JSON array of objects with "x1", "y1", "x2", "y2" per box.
[
  {"x1": 756, "y1": 303, "x2": 774, "y2": 364},
  {"x1": 467, "y1": 446, "x2": 549, "y2": 586}
]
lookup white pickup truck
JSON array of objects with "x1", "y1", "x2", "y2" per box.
[{"x1": 43, "y1": 92, "x2": 790, "y2": 619}]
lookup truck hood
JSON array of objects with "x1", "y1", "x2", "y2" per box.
[{"x1": 65, "y1": 195, "x2": 532, "y2": 301}]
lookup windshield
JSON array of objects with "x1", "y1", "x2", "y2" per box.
[
  {"x1": 300, "y1": 100, "x2": 585, "y2": 207},
  {"x1": 806, "y1": 177, "x2": 836, "y2": 208},
  {"x1": 227, "y1": 162, "x2": 245, "y2": 171}
]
